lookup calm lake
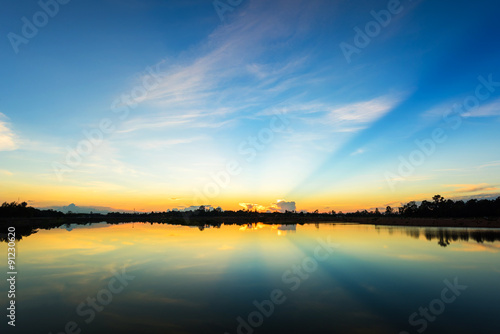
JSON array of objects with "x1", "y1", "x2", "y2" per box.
[{"x1": 2, "y1": 222, "x2": 500, "y2": 334}]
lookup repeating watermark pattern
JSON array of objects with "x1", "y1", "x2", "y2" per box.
[
  {"x1": 52, "y1": 64, "x2": 164, "y2": 181},
  {"x1": 385, "y1": 74, "x2": 500, "y2": 191},
  {"x1": 213, "y1": 0, "x2": 245, "y2": 23},
  {"x1": 224, "y1": 236, "x2": 339, "y2": 334},
  {"x1": 7, "y1": 0, "x2": 72, "y2": 54},
  {"x1": 340, "y1": 0, "x2": 419, "y2": 64},
  {"x1": 6, "y1": 227, "x2": 17, "y2": 327},
  {"x1": 48, "y1": 267, "x2": 135, "y2": 334},
  {"x1": 399, "y1": 277, "x2": 467, "y2": 334},
  {"x1": 191, "y1": 109, "x2": 291, "y2": 207}
]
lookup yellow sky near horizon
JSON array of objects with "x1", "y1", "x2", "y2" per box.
[{"x1": 1, "y1": 171, "x2": 498, "y2": 213}]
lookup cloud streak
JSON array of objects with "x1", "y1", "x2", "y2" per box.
[
  {"x1": 444, "y1": 183, "x2": 498, "y2": 194},
  {"x1": 462, "y1": 98, "x2": 500, "y2": 118},
  {"x1": 239, "y1": 200, "x2": 296, "y2": 213},
  {"x1": 121, "y1": 0, "x2": 324, "y2": 131},
  {"x1": 0, "y1": 113, "x2": 18, "y2": 151}
]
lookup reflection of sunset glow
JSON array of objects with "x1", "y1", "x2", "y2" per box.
[
  {"x1": 238, "y1": 223, "x2": 268, "y2": 231},
  {"x1": 450, "y1": 243, "x2": 500, "y2": 253},
  {"x1": 277, "y1": 224, "x2": 296, "y2": 237},
  {"x1": 3, "y1": 222, "x2": 500, "y2": 309},
  {"x1": 2, "y1": 222, "x2": 499, "y2": 334},
  {"x1": 238, "y1": 223, "x2": 297, "y2": 236}
]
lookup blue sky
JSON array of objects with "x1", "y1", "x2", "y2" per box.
[{"x1": 1, "y1": 0, "x2": 500, "y2": 212}]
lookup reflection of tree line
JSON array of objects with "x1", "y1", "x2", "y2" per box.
[
  {"x1": 1, "y1": 221, "x2": 300, "y2": 242},
  {"x1": 3, "y1": 217, "x2": 500, "y2": 251},
  {"x1": 397, "y1": 227, "x2": 500, "y2": 247}
]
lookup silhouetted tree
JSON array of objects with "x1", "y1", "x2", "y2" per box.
[
  {"x1": 418, "y1": 200, "x2": 433, "y2": 217},
  {"x1": 401, "y1": 201, "x2": 418, "y2": 216},
  {"x1": 385, "y1": 206, "x2": 393, "y2": 215}
]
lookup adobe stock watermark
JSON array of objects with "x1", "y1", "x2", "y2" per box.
[
  {"x1": 213, "y1": 0, "x2": 245, "y2": 23},
  {"x1": 224, "y1": 236, "x2": 339, "y2": 334},
  {"x1": 52, "y1": 63, "x2": 164, "y2": 182},
  {"x1": 48, "y1": 267, "x2": 135, "y2": 334},
  {"x1": 399, "y1": 277, "x2": 467, "y2": 334},
  {"x1": 385, "y1": 74, "x2": 500, "y2": 191},
  {"x1": 7, "y1": 0, "x2": 71, "y2": 54},
  {"x1": 191, "y1": 110, "x2": 291, "y2": 207},
  {"x1": 340, "y1": 0, "x2": 419, "y2": 64}
]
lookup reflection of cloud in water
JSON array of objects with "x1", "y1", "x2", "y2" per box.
[
  {"x1": 69, "y1": 243, "x2": 118, "y2": 256},
  {"x1": 126, "y1": 291, "x2": 202, "y2": 308},
  {"x1": 278, "y1": 224, "x2": 296, "y2": 231},
  {"x1": 397, "y1": 254, "x2": 442, "y2": 261},
  {"x1": 239, "y1": 223, "x2": 267, "y2": 231},
  {"x1": 59, "y1": 222, "x2": 111, "y2": 231},
  {"x1": 450, "y1": 243, "x2": 500, "y2": 253},
  {"x1": 238, "y1": 223, "x2": 297, "y2": 236},
  {"x1": 277, "y1": 224, "x2": 296, "y2": 236}
]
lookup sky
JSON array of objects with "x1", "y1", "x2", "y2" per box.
[{"x1": 1, "y1": 0, "x2": 500, "y2": 213}]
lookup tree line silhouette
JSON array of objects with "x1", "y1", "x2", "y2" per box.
[
  {"x1": 1, "y1": 195, "x2": 500, "y2": 220},
  {"x1": 0, "y1": 201, "x2": 64, "y2": 218},
  {"x1": 392, "y1": 195, "x2": 500, "y2": 218}
]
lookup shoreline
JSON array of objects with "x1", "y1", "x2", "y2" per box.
[
  {"x1": 1, "y1": 216, "x2": 500, "y2": 228},
  {"x1": 2, "y1": 216, "x2": 499, "y2": 243}
]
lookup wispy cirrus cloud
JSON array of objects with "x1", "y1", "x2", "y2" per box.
[
  {"x1": 0, "y1": 113, "x2": 18, "y2": 151},
  {"x1": 118, "y1": 114, "x2": 234, "y2": 134},
  {"x1": 462, "y1": 98, "x2": 500, "y2": 118},
  {"x1": 434, "y1": 161, "x2": 500, "y2": 173},
  {"x1": 350, "y1": 148, "x2": 365, "y2": 156},
  {"x1": 327, "y1": 96, "x2": 400, "y2": 124},
  {"x1": 125, "y1": 0, "x2": 325, "y2": 126},
  {"x1": 478, "y1": 161, "x2": 500, "y2": 169},
  {"x1": 133, "y1": 137, "x2": 208, "y2": 150},
  {"x1": 274, "y1": 95, "x2": 404, "y2": 154},
  {"x1": 0, "y1": 169, "x2": 13, "y2": 176},
  {"x1": 444, "y1": 183, "x2": 498, "y2": 193},
  {"x1": 106, "y1": 0, "x2": 407, "y2": 195},
  {"x1": 261, "y1": 95, "x2": 403, "y2": 124}
]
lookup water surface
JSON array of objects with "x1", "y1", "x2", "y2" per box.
[{"x1": 2, "y1": 222, "x2": 499, "y2": 334}]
